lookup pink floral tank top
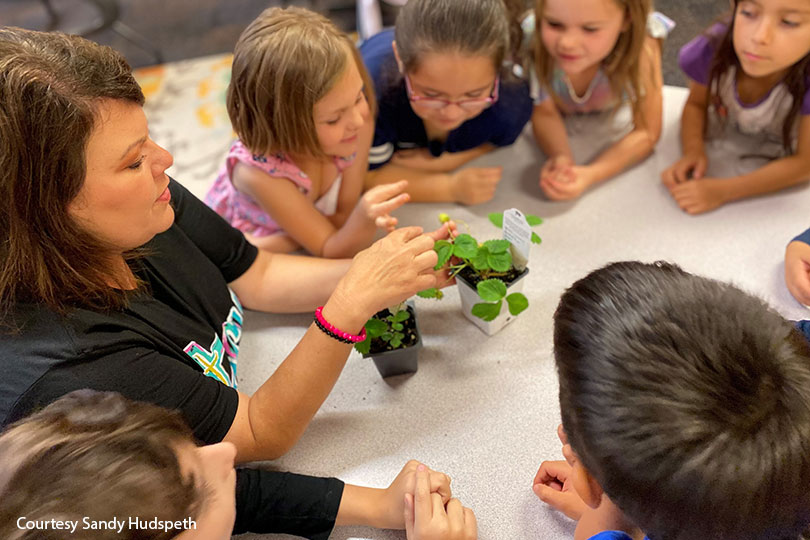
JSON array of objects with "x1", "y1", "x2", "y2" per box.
[{"x1": 205, "y1": 140, "x2": 355, "y2": 237}]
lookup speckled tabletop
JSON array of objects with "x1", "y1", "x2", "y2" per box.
[{"x1": 165, "y1": 86, "x2": 810, "y2": 540}]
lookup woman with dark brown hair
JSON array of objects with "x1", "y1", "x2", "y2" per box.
[{"x1": 0, "y1": 26, "x2": 450, "y2": 463}]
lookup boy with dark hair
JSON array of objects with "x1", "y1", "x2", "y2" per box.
[{"x1": 534, "y1": 261, "x2": 810, "y2": 540}]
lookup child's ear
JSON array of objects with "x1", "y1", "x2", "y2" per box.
[
  {"x1": 571, "y1": 456, "x2": 604, "y2": 509},
  {"x1": 392, "y1": 40, "x2": 405, "y2": 73}
]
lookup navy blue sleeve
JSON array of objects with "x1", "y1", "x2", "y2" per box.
[
  {"x1": 233, "y1": 468, "x2": 344, "y2": 539},
  {"x1": 792, "y1": 228, "x2": 810, "y2": 246},
  {"x1": 487, "y1": 80, "x2": 533, "y2": 147},
  {"x1": 795, "y1": 320, "x2": 810, "y2": 344},
  {"x1": 361, "y1": 30, "x2": 399, "y2": 170},
  {"x1": 168, "y1": 178, "x2": 258, "y2": 283}
]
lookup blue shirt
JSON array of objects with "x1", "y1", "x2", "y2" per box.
[
  {"x1": 589, "y1": 532, "x2": 649, "y2": 540},
  {"x1": 792, "y1": 227, "x2": 810, "y2": 247},
  {"x1": 360, "y1": 29, "x2": 533, "y2": 170}
]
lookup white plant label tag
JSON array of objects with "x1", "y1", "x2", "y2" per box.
[{"x1": 502, "y1": 208, "x2": 531, "y2": 270}]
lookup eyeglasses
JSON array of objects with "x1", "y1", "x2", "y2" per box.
[{"x1": 404, "y1": 74, "x2": 500, "y2": 111}]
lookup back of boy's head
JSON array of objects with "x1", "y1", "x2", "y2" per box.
[
  {"x1": 227, "y1": 6, "x2": 375, "y2": 158},
  {"x1": 0, "y1": 390, "x2": 202, "y2": 540},
  {"x1": 554, "y1": 261, "x2": 810, "y2": 540}
]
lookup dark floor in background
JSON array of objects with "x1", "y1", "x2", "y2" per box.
[{"x1": 1, "y1": 0, "x2": 725, "y2": 86}]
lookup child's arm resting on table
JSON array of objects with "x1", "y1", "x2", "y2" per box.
[
  {"x1": 661, "y1": 80, "x2": 709, "y2": 186},
  {"x1": 786, "y1": 233, "x2": 810, "y2": 306},
  {"x1": 365, "y1": 161, "x2": 503, "y2": 205},
  {"x1": 540, "y1": 36, "x2": 664, "y2": 201},
  {"x1": 389, "y1": 145, "x2": 495, "y2": 173},
  {"x1": 337, "y1": 460, "x2": 452, "y2": 530},
  {"x1": 667, "y1": 115, "x2": 810, "y2": 214},
  {"x1": 404, "y1": 464, "x2": 477, "y2": 540}
]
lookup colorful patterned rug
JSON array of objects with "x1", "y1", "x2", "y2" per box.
[{"x1": 134, "y1": 53, "x2": 235, "y2": 201}]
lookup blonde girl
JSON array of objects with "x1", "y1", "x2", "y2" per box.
[
  {"x1": 206, "y1": 7, "x2": 409, "y2": 257},
  {"x1": 529, "y1": 0, "x2": 670, "y2": 200},
  {"x1": 662, "y1": 0, "x2": 810, "y2": 215}
]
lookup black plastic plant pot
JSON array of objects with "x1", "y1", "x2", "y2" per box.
[{"x1": 362, "y1": 304, "x2": 422, "y2": 378}]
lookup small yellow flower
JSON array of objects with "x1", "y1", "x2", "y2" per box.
[{"x1": 438, "y1": 212, "x2": 450, "y2": 224}]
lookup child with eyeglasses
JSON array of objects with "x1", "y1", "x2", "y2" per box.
[
  {"x1": 205, "y1": 7, "x2": 409, "y2": 256},
  {"x1": 361, "y1": 0, "x2": 533, "y2": 205}
]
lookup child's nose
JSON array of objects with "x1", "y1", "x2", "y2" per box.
[
  {"x1": 348, "y1": 102, "x2": 365, "y2": 129},
  {"x1": 752, "y1": 19, "x2": 773, "y2": 44},
  {"x1": 558, "y1": 31, "x2": 578, "y2": 51}
]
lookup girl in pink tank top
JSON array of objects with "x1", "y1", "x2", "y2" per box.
[{"x1": 206, "y1": 7, "x2": 410, "y2": 257}]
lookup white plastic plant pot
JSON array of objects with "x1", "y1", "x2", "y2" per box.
[{"x1": 456, "y1": 268, "x2": 529, "y2": 336}]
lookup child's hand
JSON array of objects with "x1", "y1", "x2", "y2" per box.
[
  {"x1": 540, "y1": 164, "x2": 595, "y2": 201},
  {"x1": 539, "y1": 155, "x2": 574, "y2": 185},
  {"x1": 405, "y1": 464, "x2": 477, "y2": 540},
  {"x1": 450, "y1": 167, "x2": 502, "y2": 205},
  {"x1": 661, "y1": 151, "x2": 708, "y2": 187},
  {"x1": 360, "y1": 180, "x2": 411, "y2": 231},
  {"x1": 786, "y1": 240, "x2": 810, "y2": 306},
  {"x1": 665, "y1": 177, "x2": 728, "y2": 215},
  {"x1": 377, "y1": 460, "x2": 452, "y2": 530},
  {"x1": 532, "y1": 460, "x2": 588, "y2": 520}
]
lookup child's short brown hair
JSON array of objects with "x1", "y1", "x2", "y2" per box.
[{"x1": 0, "y1": 391, "x2": 202, "y2": 540}]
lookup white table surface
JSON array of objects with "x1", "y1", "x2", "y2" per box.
[{"x1": 165, "y1": 86, "x2": 810, "y2": 540}]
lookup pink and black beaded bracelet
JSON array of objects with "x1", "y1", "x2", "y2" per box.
[{"x1": 314, "y1": 306, "x2": 367, "y2": 344}]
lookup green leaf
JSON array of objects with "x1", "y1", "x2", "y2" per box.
[
  {"x1": 365, "y1": 318, "x2": 388, "y2": 338},
  {"x1": 488, "y1": 213, "x2": 504, "y2": 228},
  {"x1": 487, "y1": 251, "x2": 512, "y2": 272},
  {"x1": 472, "y1": 300, "x2": 502, "y2": 321},
  {"x1": 531, "y1": 232, "x2": 542, "y2": 245},
  {"x1": 470, "y1": 246, "x2": 490, "y2": 271},
  {"x1": 434, "y1": 240, "x2": 453, "y2": 269},
  {"x1": 526, "y1": 214, "x2": 543, "y2": 226},
  {"x1": 477, "y1": 279, "x2": 507, "y2": 302},
  {"x1": 452, "y1": 234, "x2": 478, "y2": 259},
  {"x1": 381, "y1": 332, "x2": 393, "y2": 342},
  {"x1": 392, "y1": 310, "x2": 410, "y2": 322},
  {"x1": 355, "y1": 338, "x2": 371, "y2": 355},
  {"x1": 392, "y1": 322, "x2": 404, "y2": 331},
  {"x1": 390, "y1": 333, "x2": 404, "y2": 348},
  {"x1": 417, "y1": 288, "x2": 442, "y2": 299},
  {"x1": 483, "y1": 239, "x2": 509, "y2": 254},
  {"x1": 505, "y1": 293, "x2": 529, "y2": 316}
]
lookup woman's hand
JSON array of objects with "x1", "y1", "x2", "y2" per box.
[
  {"x1": 329, "y1": 226, "x2": 440, "y2": 325},
  {"x1": 405, "y1": 465, "x2": 477, "y2": 540},
  {"x1": 358, "y1": 180, "x2": 411, "y2": 231}
]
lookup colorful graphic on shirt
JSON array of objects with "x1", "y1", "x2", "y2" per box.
[{"x1": 183, "y1": 290, "x2": 243, "y2": 388}]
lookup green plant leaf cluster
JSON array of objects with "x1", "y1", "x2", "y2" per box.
[
  {"x1": 471, "y1": 279, "x2": 529, "y2": 321},
  {"x1": 417, "y1": 212, "x2": 542, "y2": 323},
  {"x1": 354, "y1": 308, "x2": 411, "y2": 355}
]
